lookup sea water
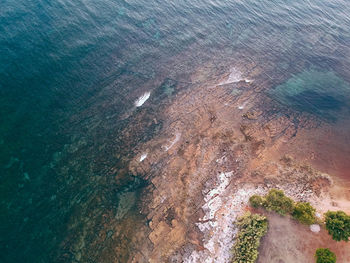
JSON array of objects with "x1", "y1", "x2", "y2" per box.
[{"x1": 1, "y1": 0, "x2": 350, "y2": 262}]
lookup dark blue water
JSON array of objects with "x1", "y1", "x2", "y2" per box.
[{"x1": 1, "y1": 0, "x2": 350, "y2": 262}]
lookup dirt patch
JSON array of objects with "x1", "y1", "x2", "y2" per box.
[
  {"x1": 126, "y1": 61, "x2": 350, "y2": 262},
  {"x1": 258, "y1": 212, "x2": 350, "y2": 263}
]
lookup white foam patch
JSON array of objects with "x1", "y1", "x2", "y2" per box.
[
  {"x1": 310, "y1": 224, "x2": 321, "y2": 233},
  {"x1": 219, "y1": 68, "x2": 253, "y2": 85},
  {"x1": 164, "y1": 132, "x2": 181, "y2": 151},
  {"x1": 139, "y1": 153, "x2": 148, "y2": 162},
  {"x1": 184, "y1": 172, "x2": 266, "y2": 263},
  {"x1": 225, "y1": 68, "x2": 243, "y2": 84},
  {"x1": 135, "y1": 92, "x2": 151, "y2": 107}
]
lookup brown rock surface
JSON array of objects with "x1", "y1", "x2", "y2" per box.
[{"x1": 127, "y1": 63, "x2": 350, "y2": 262}]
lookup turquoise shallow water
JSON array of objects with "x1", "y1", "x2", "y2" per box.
[
  {"x1": 270, "y1": 69, "x2": 350, "y2": 121},
  {"x1": 1, "y1": 0, "x2": 350, "y2": 262}
]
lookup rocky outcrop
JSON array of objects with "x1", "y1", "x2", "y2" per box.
[{"x1": 127, "y1": 63, "x2": 350, "y2": 262}]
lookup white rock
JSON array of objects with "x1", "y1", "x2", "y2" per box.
[{"x1": 310, "y1": 224, "x2": 321, "y2": 233}]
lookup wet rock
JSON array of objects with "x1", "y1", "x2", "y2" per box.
[{"x1": 242, "y1": 111, "x2": 261, "y2": 120}]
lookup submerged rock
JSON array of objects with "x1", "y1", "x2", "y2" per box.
[{"x1": 269, "y1": 69, "x2": 350, "y2": 120}]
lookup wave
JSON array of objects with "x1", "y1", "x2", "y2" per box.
[{"x1": 135, "y1": 92, "x2": 151, "y2": 107}]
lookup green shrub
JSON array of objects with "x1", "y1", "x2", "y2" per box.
[
  {"x1": 292, "y1": 202, "x2": 316, "y2": 225},
  {"x1": 232, "y1": 212, "x2": 268, "y2": 263},
  {"x1": 324, "y1": 211, "x2": 350, "y2": 242},
  {"x1": 248, "y1": 190, "x2": 319, "y2": 223},
  {"x1": 315, "y1": 248, "x2": 336, "y2": 263},
  {"x1": 249, "y1": 195, "x2": 265, "y2": 208},
  {"x1": 264, "y1": 189, "x2": 294, "y2": 215}
]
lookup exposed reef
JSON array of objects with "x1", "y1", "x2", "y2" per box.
[
  {"x1": 128, "y1": 63, "x2": 350, "y2": 262},
  {"x1": 55, "y1": 49, "x2": 350, "y2": 262}
]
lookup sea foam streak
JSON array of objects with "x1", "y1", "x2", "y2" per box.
[
  {"x1": 219, "y1": 68, "x2": 253, "y2": 85},
  {"x1": 139, "y1": 153, "x2": 148, "y2": 162},
  {"x1": 135, "y1": 92, "x2": 151, "y2": 107},
  {"x1": 164, "y1": 133, "x2": 181, "y2": 151}
]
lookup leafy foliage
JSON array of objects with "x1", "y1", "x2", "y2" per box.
[
  {"x1": 249, "y1": 189, "x2": 295, "y2": 216},
  {"x1": 249, "y1": 189, "x2": 319, "y2": 226},
  {"x1": 292, "y1": 202, "x2": 316, "y2": 225},
  {"x1": 264, "y1": 189, "x2": 295, "y2": 215},
  {"x1": 315, "y1": 248, "x2": 336, "y2": 263},
  {"x1": 232, "y1": 212, "x2": 268, "y2": 263},
  {"x1": 249, "y1": 195, "x2": 265, "y2": 208},
  {"x1": 324, "y1": 211, "x2": 350, "y2": 242}
]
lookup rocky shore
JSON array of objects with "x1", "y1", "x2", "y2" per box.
[{"x1": 128, "y1": 63, "x2": 350, "y2": 262}]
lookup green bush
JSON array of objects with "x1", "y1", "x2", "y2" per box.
[
  {"x1": 264, "y1": 189, "x2": 294, "y2": 215},
  {"x1": 324, "y1": 211, "x2": 350, "y2": 242},
  {"x1": 315, "y1": 248, "x2": 336, "y2": 263},
  {"x1": 292, "y1": 202, "x2": 316, "y2": 225},
  {"x1": 232, "y1": 212, "x2": 268, "y2": 263},
  {"x1": 249, "y1": 195, "x2": 265, "y2": 208},
  {"x1": 249, "y1": 190, "x2": 319, "y2": 223}
]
